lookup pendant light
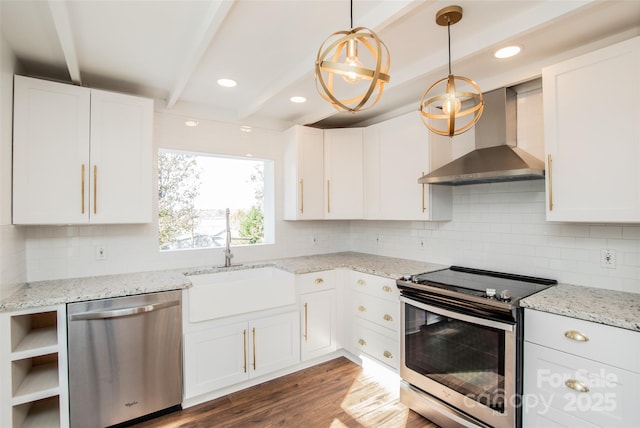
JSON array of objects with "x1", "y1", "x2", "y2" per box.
[
  {"x1": 315, "y1": 0, "x2": 390, "y2": 112},
  {"x1": 419, "y1": 5, "x2": 483, "y2": 137}
]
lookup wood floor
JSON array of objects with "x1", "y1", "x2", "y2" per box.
[{"x1": 132, "y1": 357, "x2": 439, "y2": 428}]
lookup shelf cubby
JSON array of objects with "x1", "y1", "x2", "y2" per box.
[{"x1": 12, "y1": 396, "x2": 60, "y2": 428}]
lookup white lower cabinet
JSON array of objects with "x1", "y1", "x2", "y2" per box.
[
  {"x1": 346, "y1": 271, "x2": 400, "y2": 371},
  {"x1": 183, "y1": 310, "x2": 300, "y2": 400},
  {"x1": 523, "y1": 309, "x2": 640, "y2": 427},
  {"x1": 0, "y1": 305, "x2": 69, "y2": 428},
  {"x1": 298, "y1": 270, "x2": 337, "y2": 361}
]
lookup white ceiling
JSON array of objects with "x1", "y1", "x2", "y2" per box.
[{"x1": 2, "y1": 0, "x2": 639, "y2": 131}]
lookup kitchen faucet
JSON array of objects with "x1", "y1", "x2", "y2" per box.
[{"x1": 224, "y1": 208, "x2": 233, "y2": 267}]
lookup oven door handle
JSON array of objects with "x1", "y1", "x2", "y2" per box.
[{"x1": 400, "y1": 296, "x2": 514, "y2": 332}]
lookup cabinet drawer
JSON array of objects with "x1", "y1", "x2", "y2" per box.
[
  {"x1": 349, "y1": 272, "x2": 398, "y2": 301},
  {"x1": 351, "y1": 322, "x2": 399, "y2": 371},
  {"x1": 296, "y1": 270, "x2": 336, "y2": 294},
  {"x1": 524, "y1": 342, "x2": 640, "y2": 427},
  {"x1": 351, "y1": 291, "x2": 399, "y2": 332},
  {"x1": 525, "y1": 310, "x2": 640, "y2": 373}
]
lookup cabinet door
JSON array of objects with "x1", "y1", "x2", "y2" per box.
[
  {"x1": 324, "y1": 128, "x2": 364, "y2": 219},
  {"x1": 301, "y1": 289, "x2": 336, "y2": 361},
  {"x1": 250, "y1": 311, "x2": 299, "y2": 378},
  {"x1": 89, "y1": 89, "x2": 153, "y2": 223},
  {"x1": 543, "y1": 36, "x2": 640, "y2": 222},
  {"x1": 13, "y1": 76, "x2": 90, "y2": 224},
  {"x1": 364, "y1": 112, "x2": 452, "y2": 220},
  {"x1": 283, "y1": 126, "x2": 324, "y2": 220},
  {"x1": 183, "y1": 322, "x2": 248, "y2": 398}
]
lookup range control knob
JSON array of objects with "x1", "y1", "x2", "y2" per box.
[
  {"x1": 500, "y1": 289, "x2": 512, "y2": 302},
  {"x1": 403, "y1": 275, "x2": 412, "y2": 281},
  {"x1": 485, "y1": 288, "x2": 496, "y2": 298}
]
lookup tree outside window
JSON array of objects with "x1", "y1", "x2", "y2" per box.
[{"x1": 158, "y1": 149, "x2": 268, "y2": 251}]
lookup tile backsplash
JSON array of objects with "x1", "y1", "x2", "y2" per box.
[
  {"x1": 351, "y1": 180, "x2": 640, "y2": 293},
  {"x1": 9, "y1": 180, "x2": 640, "y2": 293}
]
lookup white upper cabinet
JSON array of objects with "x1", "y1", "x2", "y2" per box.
[
  {"x1": 89, "y1": 89, "x2": 153, "y2": 223},
  {"x1": 323, "y1": 128, "x2": 364, "y2": 219},
  {"x1": 283, "y1": 125, "x2": 324, "y2": 220},
  {"x1": 13, "y1": 76, "x2": 91, "y2": 224},
  {"x1": 12, "y1": 76, "x2": 153, "y2": 225},
  {"x1": 543, "y1": 36, "x2": 640, "y2": 222},
  {"x1": 364, "y1": 112, "x2": 452, "y2": 220}
]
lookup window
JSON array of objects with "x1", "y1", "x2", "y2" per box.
[{"x1": 158, "y1": 149, "x2": 274, "y2": 251}]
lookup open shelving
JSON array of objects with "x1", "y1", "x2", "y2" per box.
[{"x1": 1, "y1": 305, "x2": 68, "y2": 427}]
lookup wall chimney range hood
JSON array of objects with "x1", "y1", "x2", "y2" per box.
[{"x1": 419, "y1": 87, "x2": 545, "y2": 186}]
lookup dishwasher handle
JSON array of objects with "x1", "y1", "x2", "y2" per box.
[{"x1": 69, "y1": 299, "x2": 180, "y2": 321}]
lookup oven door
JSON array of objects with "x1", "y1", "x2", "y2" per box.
[{"x1": 400, "y1": 295, "x2": 517, "y2": 428}]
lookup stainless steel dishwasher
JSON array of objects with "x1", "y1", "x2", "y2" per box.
[{"x1": 67, "y1": 290, "x2": 183, "y2": 428}]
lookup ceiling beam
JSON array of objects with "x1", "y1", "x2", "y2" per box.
[
  {"x1": 237, "y1": 0, "x2": 424, "y2": 121},
  {"x1": 166, "y1": 0, "x2": 235, "y2": 109},
  {"x1": 47, "y1": 0, "x2": 81, "y2": 85}
]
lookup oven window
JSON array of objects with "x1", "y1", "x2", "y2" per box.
[{"x1": 404, "y1": 303, "x2": 506, "y2": 413}]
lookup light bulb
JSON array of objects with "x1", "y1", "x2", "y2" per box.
[
  {"x1": 442, "y1": 95, "x2": 461, "y2": 115},
  {"x1": 342, "y1": 38, "x2": 363, "y2": 84}
]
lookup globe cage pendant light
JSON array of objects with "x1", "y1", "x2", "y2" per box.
[
  {"x1": 314, "y1": 0, "x2": 391, "y2": 112},
  {"x1": 419, "y1": 6, "x2": 484, "y2": 137}
]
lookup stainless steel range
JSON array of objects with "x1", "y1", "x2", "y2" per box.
[{"x1": 397, "y1": 266, "x2": 556, "y2": 428}]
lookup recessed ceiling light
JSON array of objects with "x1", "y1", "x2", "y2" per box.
[
  {"x1": 494, "y1": 45, "x2": 522, "y2": 59},
  {"x1": 290, "y1": 96, "x2": 307, "y2": 103},
  {"x1": 217, "y1": 78, "x2": 237, "y2": 88},
  {"x1": 240, "y1": 125, "x2": 252, "y2": 133},
  {"x1": 184, "y1": 119, "x2": 199, "y2": 127}
]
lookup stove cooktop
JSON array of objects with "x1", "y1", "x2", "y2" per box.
[{"x1": 397, "y1": 266, "x2": 557, "y2": 309}]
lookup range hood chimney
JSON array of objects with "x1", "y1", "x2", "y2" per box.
[{"x1": 419, "y1": 87, "x2": 545, "y2": 185}]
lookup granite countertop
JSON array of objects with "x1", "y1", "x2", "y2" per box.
[
  {"x1": 3, "y1": 251, "x2": 639, "y2": 334},
  {"x1": 521, "y1": 283, "x2": 640, "y2": 332},
  {"x1": 0, "y1": 269, "x2": 192, "y2": 312},
  {"x1": 0, "y1": 252, "x2": 446, "y2": 312}
]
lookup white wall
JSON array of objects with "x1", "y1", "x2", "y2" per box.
[
  {"x1": 351, "y1": 180, "x2": 640, "y2": 293},
  {"x1": 0, "y1": 34, "x2": 26, "y2": 299},
  {"x1": 24, "y1": 111, "x2": 350, "y2": 281}
]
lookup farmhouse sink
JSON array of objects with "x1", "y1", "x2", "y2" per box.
[{"x1": 187, "y1": 266, "x2": 296, "y2": 323}]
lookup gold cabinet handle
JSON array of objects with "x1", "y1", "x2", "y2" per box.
[
  {"x1": 358, "y1": 305, "x2": 367, "y2": 313},
  {"x1": 358, "y1": 338, "x2": 366, "y2": 346},
  {"x1": 357, "y1": 279, "x2": 366, "y2": 286},
  {"x1": 383, "y1": 351, "x2": 393, "y2": 359},
  {"x1": 303, "y1": 302, "x2": 308, "y2": 342},
  {"x1": 252, "y1": 327, "x2": 257, "y2": 370},
  {"x1": 382, "y1": 285, "x2": 392, "y2": 293},
  {"x1": 314, "y1": 278, "x2": 324, "y2": 284},
  {"x1": 81, "y1": 164, "x2": 85, "y2": 214},
  {"x1": 383, "y1": 314, "x2": 393, "y2": 322},
  {"x1": 93, "y1": 165, "x2": 97, "y2": 214},
  {"x1": 565, "y1": 379, "x2": 589, "y2": 393},
  {"x1": 547, "y1": 154, "x2": 553, "y2": 211},
  {"x1": 299, "y1": 179, "x2": 304, "y2": 213},
  {"x1": 565, "y1": 330, "x2": 589, "y2": 342},
  {"x1": 243, "y1": 329, "x2": 247, "y2": 373},
  {"x1": 421, "y1": 171, "x2": 426, "y2": 213},
  {"x1": 326, "y1": 180, "x2": 331, "y2": 213}
]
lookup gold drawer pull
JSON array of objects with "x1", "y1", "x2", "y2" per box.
[
  {"x1": 314, "y1": 278, "x2": 324, "y2": 284},
  {"x1": 382, "y1": 285, "x2": 392, "y2": 293},
  {"x1": 565, "y1": 379, "x2": 589, "y2": 393},
  {"x1": 565, "y1": 330, "x2": 589, "y2": 342},
  {"x1": 357, "y1": 279, "x2": 366, "y2": 286},
  {"x1": 383, "y1": 351, "x2": 393, "y2": 359},
  {"x1": 383, "y1": 314, "x2": 393, "y2": 322},
  {"x1": 358, "y1": 305, "x2": 367, "y2": 313},
  {"x1": 358, "y1": 338, "x2": 367, "y2": 346}
]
